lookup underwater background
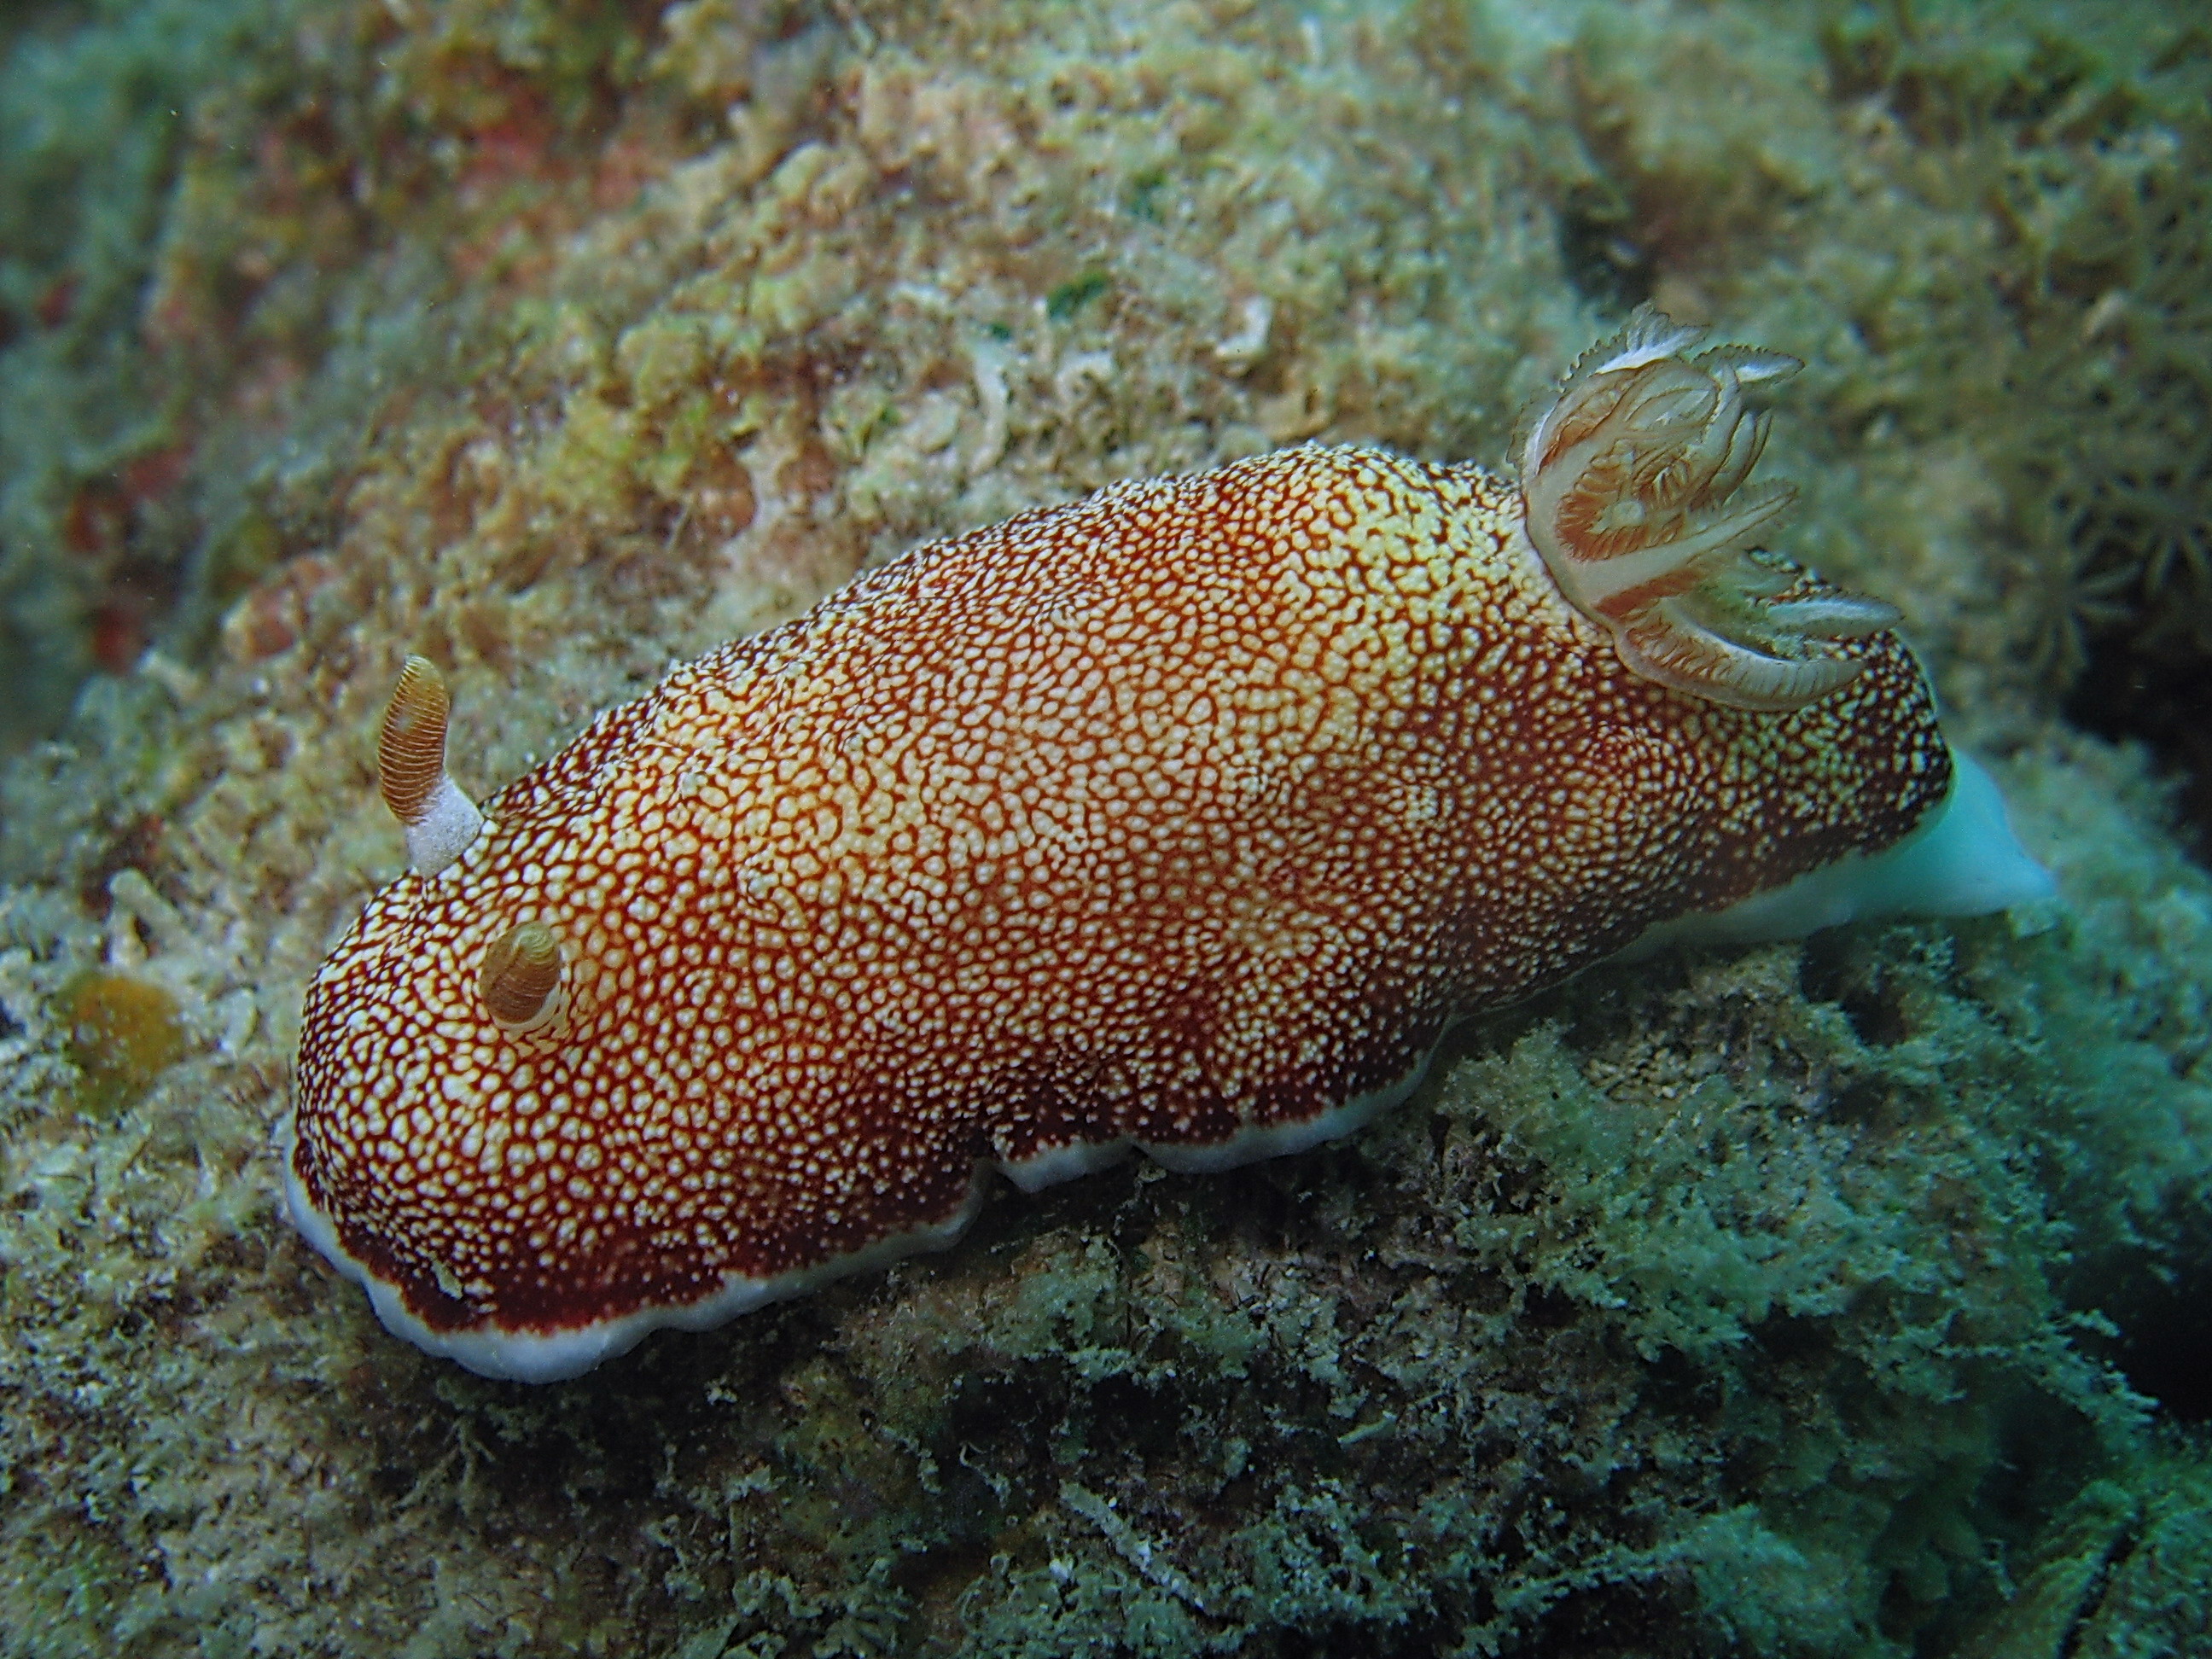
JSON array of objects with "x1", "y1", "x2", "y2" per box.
[{"x1": 1, "y1": 0, "x2": 2209, "y2": 1653}]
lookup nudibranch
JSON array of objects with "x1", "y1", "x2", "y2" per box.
[{"x1": 286, "y1": 311, "x2": 2052, "y2": 1382}]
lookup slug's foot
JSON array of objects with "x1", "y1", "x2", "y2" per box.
[{"x1": 1521, "y1": 308, "x2": 1900, "y2": 712}]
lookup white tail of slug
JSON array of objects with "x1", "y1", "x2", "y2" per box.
[{"x1": 1521, "y1": 308, "x2": 1901, "y2": 713}]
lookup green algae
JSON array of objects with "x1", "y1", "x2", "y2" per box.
[
  {"x1": 1045, "y1": 271, "x2": 1112, "y2": 323},
  {"x1": 0, "y1": 0, "x2": 2209, "y2": 1656}
]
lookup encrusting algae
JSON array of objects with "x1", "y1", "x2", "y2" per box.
[{"x1": 0, "y1": 1, "x2": 2209, "y2": 1655}]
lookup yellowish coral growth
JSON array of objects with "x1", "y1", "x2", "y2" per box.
[{"x1": 62, "y1": 968, "x2": 183, "y2": 1115}]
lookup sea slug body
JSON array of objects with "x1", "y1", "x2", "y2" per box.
[{"x1": 286, "y1": 312, "x2": 2053, "y2": 1382}]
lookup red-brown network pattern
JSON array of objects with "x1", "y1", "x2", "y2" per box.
[{"x1": 288, "y1": 317, "x2": 1965, "y2": 1381}]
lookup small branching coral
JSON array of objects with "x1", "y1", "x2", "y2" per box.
[
  {"x1": 1518, "y1": 309, "x2": 1901, "y2": 712},
  {"x1": 2011, "y1": 124, "x2": 2212, "y2": 676}
]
